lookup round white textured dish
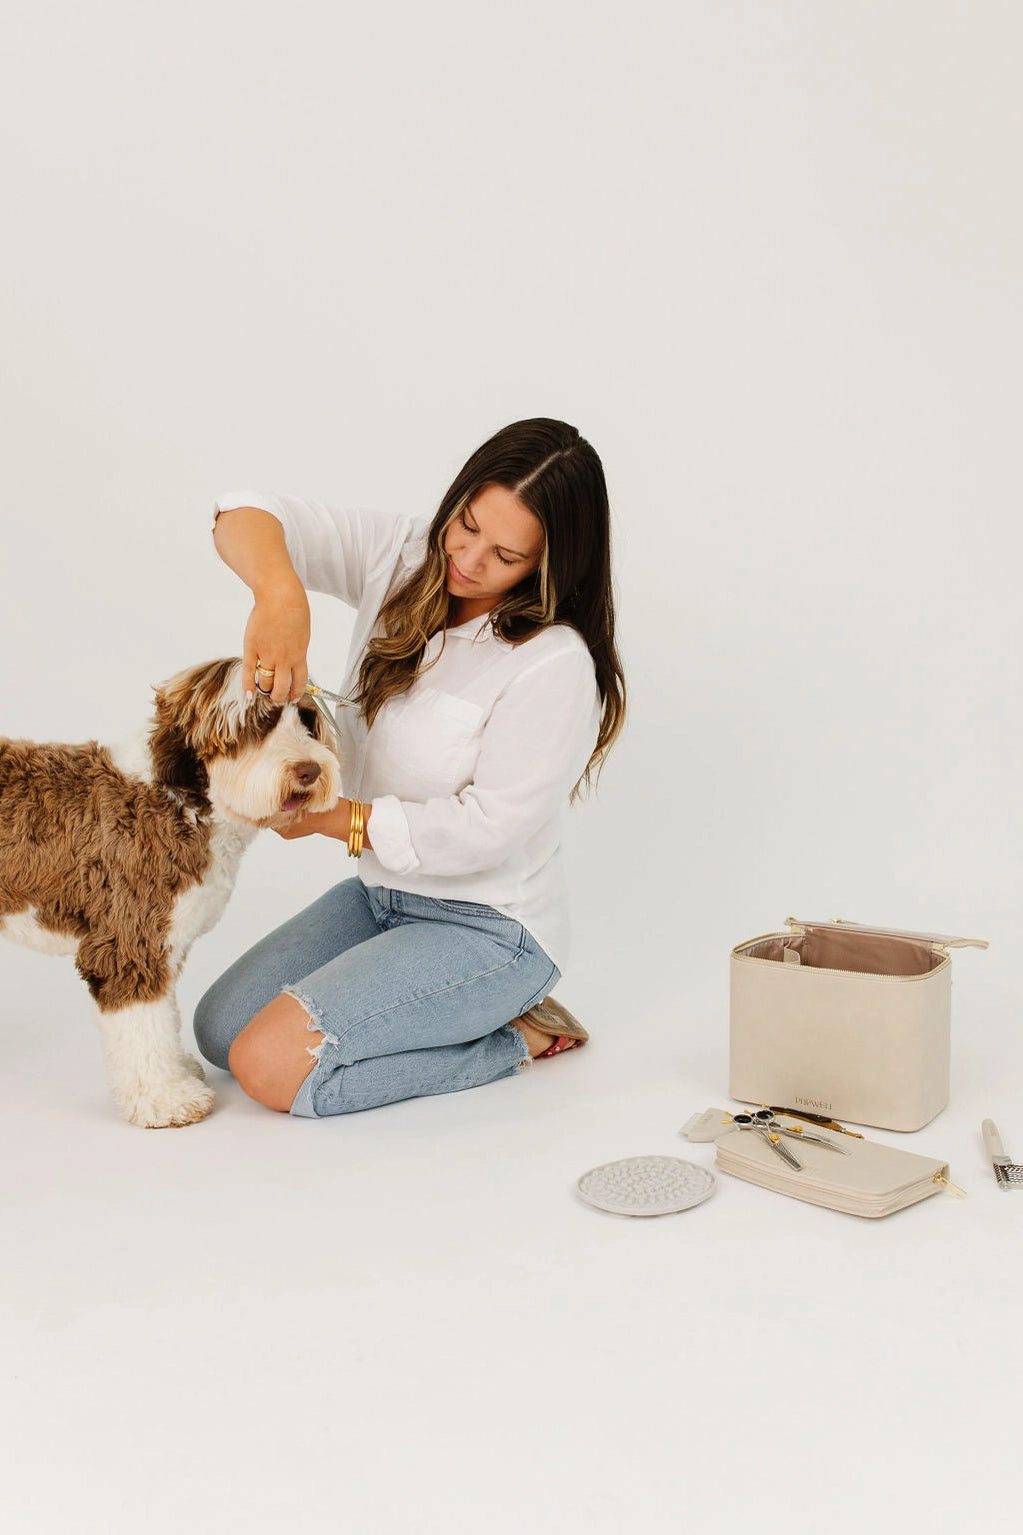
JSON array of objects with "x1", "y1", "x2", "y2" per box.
[{"x1": 576, "y1": 1156, "x2": 716, "y2": 1217}]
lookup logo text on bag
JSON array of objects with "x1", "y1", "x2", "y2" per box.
[{"x1": 795, "y1": 1095, "x2": 833, "y2": 1112}]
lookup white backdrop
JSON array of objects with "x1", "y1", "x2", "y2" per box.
[
  {"x1": 3, "y1": 1, "x2": 1019, "y2": 1005},
  {"x1": 2, "y1": 4, "x2": 1021, "y2": 1531}
]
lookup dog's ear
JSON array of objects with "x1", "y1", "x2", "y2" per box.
[
  {"x1": 149, "y1": 659, "x2": 258, "y2": 806},
  {"x1": 147, "y1": 713, "x2": 210, "y2": 812},
  {"x1": 152, "y1": 658, "x2": 267, "y2": 758}
]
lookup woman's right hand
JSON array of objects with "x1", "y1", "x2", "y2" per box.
[{"x1": 243, "y1": 573, "x2": 312, "y2": 704}]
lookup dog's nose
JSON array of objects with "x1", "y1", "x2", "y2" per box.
[{"x1": 293, "y1": 761, "x2": 321, "y2": 787}]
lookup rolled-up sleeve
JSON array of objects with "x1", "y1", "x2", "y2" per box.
[
  {"x1": 367, "y1": 644, "x2": 601, "y2": 878},
  {"x1": 211, "y1": 491, "x2": 414, "y2": 609}
]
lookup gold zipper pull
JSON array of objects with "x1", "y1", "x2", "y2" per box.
[{"x1": 934, "y1": 1172, "x2": 967, "y2": 1198}]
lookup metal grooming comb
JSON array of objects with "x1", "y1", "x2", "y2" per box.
[{"x1": 982, "y1": 1120, "x2": 1023, "y2": 1190}]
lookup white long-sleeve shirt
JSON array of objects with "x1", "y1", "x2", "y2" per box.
[{"x1": 210, "y1": 492, "x2": 601, "y2": 971}]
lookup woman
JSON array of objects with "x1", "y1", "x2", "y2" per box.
[{"x1": 193, "y1": 417, "x2": 626, "y2": 1118}]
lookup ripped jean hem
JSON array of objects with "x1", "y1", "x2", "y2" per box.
[
  {"x1": 283, "y1": 986, "x2": 339, "y2": 1118},
  {"x1": 284, "y1": 991, "x2": 534, "y2": 1119}
]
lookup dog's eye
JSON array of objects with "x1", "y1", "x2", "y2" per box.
[{"x1": 297, "y1": 707, "x2": 319, "y2": 734}]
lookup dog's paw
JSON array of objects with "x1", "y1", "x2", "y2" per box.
[{"x1": 119, "y1": 1077, "x2": 216, "y2": 1129}]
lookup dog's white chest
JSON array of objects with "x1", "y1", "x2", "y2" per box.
[{"x1": 167, "y1": 820, "x2": 256, "y2": 967}]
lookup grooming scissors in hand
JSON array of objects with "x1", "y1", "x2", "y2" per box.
[{"x1": 303, "y1": 679, "x2": 347, "y2": 747}]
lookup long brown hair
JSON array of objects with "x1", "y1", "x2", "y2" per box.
[{"x1": 352, "y1": 418, "x2": 626, "y2": 796}]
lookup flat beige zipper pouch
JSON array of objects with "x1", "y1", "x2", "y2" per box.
[{"x1": 714, "y1": 1124, "x2": 951, "y2": 1217}]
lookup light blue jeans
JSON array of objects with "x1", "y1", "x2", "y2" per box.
[{"x1": 193, "y1": 879, "x2": 560, "y2": 1118}]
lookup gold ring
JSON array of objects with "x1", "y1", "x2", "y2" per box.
[{"x1": 255, "y1": 664, "x2": 275, "y2": 678}]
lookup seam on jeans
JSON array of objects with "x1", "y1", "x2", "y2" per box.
[
  {"x1": 518, "y1": 961, "x2": 561, "y2": 1017},
  {"x1": 326, "y1": 945, "x2": 537, "y2": 1046},
  {"x1": 397, "y1": 892, "x2": 526, "y2": 949},
  {"x1": 429, "y1": 897, "x2": 504, "y2": 918}
]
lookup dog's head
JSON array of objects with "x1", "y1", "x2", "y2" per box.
[{"x1": 150, "y1": 658, "x2": 343, "y2": 828}]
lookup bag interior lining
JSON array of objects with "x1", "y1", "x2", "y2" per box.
[{"x1": 737, "y1": 930, "x2": 943, "y2": 977}]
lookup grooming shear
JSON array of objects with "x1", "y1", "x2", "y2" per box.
[
  {"x1": 748, "y1": 1107, "x2": 851, "y2": 1155},
  {"x1": 723, "y1": 1113, "x2": 804, "y2": 1170},
  {"x1": 303, "y1": 678, "x2": 347, "y2": 746},
  {"x1": 304, "y1": 679, "x2": 347, "y2": 705}
]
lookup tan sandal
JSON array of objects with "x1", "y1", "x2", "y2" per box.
[{"x1": 521, "y1": 996, "x2": 589, "y2": 1057}]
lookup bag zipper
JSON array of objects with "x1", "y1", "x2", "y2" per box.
[{"x1": 785, "y1": 917, "x2": 989, "y2": 958}]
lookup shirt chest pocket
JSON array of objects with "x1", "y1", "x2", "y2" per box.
[{"x1": 369, "y1": 686, "x2": 486, "y2": 797}]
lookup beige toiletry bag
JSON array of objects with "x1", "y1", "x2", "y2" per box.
[
  {"x1": 714, "y1": 1122, "x2": 955, "y2": 1217},
  {"x1": 729, "y1": 917, "x2": 988, "y2": 1132}
]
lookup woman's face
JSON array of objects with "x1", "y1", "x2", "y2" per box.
[{"x1": 442, "y1": 482, "x2": 544, "y2": 622}]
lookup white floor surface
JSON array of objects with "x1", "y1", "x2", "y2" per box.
[{"x1": 2, "y1": 926, "x2": 1019, "y2": 1535}]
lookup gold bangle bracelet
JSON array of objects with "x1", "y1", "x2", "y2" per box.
[{"x1": 347, "y1": 798, "x2": 364, "y2": 858}]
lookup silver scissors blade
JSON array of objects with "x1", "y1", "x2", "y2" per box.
[
  {"x1": 303, "y1": 678, "x2": 346, "y2": 747},
  {"x1": 753, "y1": 1109, "x2": 851, "y2": 1154},
  {"x1": 755, "y1": 1125, "x2": 802, "y2": 1169},
  {"x1": 727, "y1": 1114, "x2": 803, "y2": 1170},
  {"x1": 305, "y1": 679, "x2": 348, "y2": 705}
]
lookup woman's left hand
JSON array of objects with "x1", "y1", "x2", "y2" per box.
[{"x1": 275, "y1": 800, "x2": 349, "y2": 842}]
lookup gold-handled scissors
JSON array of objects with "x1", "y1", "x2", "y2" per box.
[
  {"x1": 748, "y1": 1107, "x2": 851, "y2": 1155},
  {"x1": 768, "y1": 1106, "x2": 863, "y2": 1139},
  {"x1": 302, "y1": 678, "x2": 347, "y2": 746},
  {"x1": 304, "y1": 679, "x2": 347, "y2": 704}
]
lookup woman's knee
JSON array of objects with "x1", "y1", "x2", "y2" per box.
[
  {"x1": 228, "y1": 994, "x2": 322, "y2": 1113},
  {"x1": 192, "y1": 980, "x2": 240, "y2": 1070},
  {"x1": 193, "y1": 960, "x2": 280, "y2": 1070}
]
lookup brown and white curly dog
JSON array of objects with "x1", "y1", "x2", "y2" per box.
[{"x1": 0, "y1": 658, "x2": 341, "y2": 1127}]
